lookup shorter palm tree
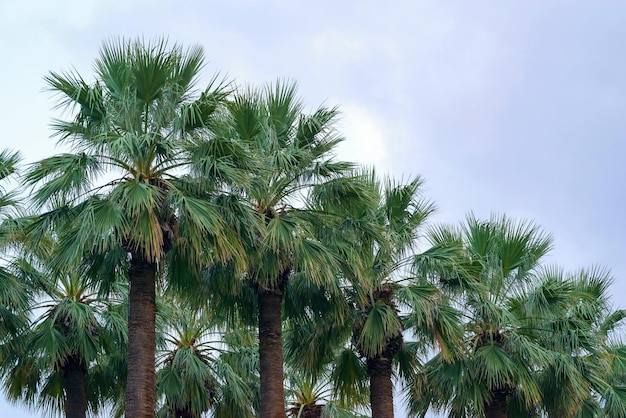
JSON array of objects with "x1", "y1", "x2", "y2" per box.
[
  {"x1": 0, "y1": 149, "x2": 29, "y2": 339},
  {"x1": 293, "y1": 170, "x2": 463, "y2": 418},
  {"x1": 284, "y1": 310, "x2": 370, "y2": 418},
  {"x1": 409, "y1": 214, "x2": 555, "y2": 418},
  {"x1": 519, "y1": 266, "x2": 626, "y2": 417},
  {"x1": 0, "y1": 253, "x2": 127, "y2": 418},
  {"x1": 156, "y1": 302, "x2": 259, "y2": 418},
  {"x1": 285, "y1": 361, "x2": 370, "y2": 418}
]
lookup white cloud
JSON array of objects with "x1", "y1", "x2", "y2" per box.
[
  {"x1": 312, "y1": 30, "x2": 365, "y2": 60},
  {"x1": 335, "y1": 102, "x2": 390, "y2": 172},
  {"x1": 0, "y1": 1, "x2": 99, "y2": 29}
]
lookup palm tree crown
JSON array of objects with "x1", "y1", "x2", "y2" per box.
[
  {"x1": 0, "y1": 149, "x2": 29, "y2": 339},
  {"x1": 411, "y1": 214, "x2": 555, "y2": 418}
]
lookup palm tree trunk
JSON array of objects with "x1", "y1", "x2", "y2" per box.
[
  {"x1": 302, "y1": 404, "x2": 323, "y2": 418},
  {"x1": 63, "y1": 356, "x2": 87, "y2": 418},
  {"x1": 174, "y1": 407, "x2": 196, "y2": 418},
  {"x1": 484, "y1": 408, "x2": 508, "y2": 418},
  {"x1": 125, "y1": 254, "x2": 157, "y2": 418},
  {"x1": 367, "y1": 356, "x2": 394, "y2": 418},
  {"x1": 484, "y1": 390, "x2": 508, "y2": 418},
  {"x1": 258, "y1": 290, "x2": 286, "y2": 418}
]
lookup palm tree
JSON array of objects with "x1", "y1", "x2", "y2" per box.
[
  {"x1": 204, "y1": 81, "x2": 354, "y2": 418},
  {"x1": 0, "y1": 149, "x2": 21, "y2": 217},
  {"x1": 283, "y1": 296, "x2": 370, "y2": 418},
  {"x1": 519, "y1": 266, "x2": 626, "y2": 417},
  {"x1": 0, "y1": 149, "x2": 29, "y2": 339},
  {"x1": 155, "y1": 302, "x2": 259, "y2": 418},
  {"x1": 589, "y1": 343, "x2": 626, "y2": 417},
  {"x1": 292, "y1": 170, "x2": 462, "y2": 418},
  {"x1": 409, "y1": 214, "x2": 555, "y2": 418},
  {"x1": 24, "y1": 37, "x2": 248, "y2": 417},
  {"x1": 284, "y1": 355, "x2": 370, "y2": 418},
  {"x1": 0, "y1": 251, "x2": 127, "y2": 418},
  {"x1": 283, "y1": 296, "x2": 369, "y2": 415}
]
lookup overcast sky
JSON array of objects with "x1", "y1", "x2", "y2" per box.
[{"x1": 1, "y1": 1, "x2": 625, "y2": 416}]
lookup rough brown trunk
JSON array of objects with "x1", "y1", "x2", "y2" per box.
[
  {"x1": 174, "y1": 407, "x2": 196, "y2": 418},
  {"x1": 302, "y1": 404, "x2": 323, "y2": 418},
  {"x1": 367, "y1": 356, "x2": 394, "y2": 418},
  {"x1": 258, "y1": 290, "x2": 286, "y2": 418},
  {"x1": 63, "y1": 355, "x2": 87, "y2": 418},
  {"x1": 289, "y1": 404, "x2": 323, "y2": 418},
  {"x1": 125, "y1": 254, "x2": 157, "y2": 418},
  {"x1": 484, "y1": 390, "x2": 508, "y2": 418}
]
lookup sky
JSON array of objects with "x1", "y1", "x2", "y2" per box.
[{"x1": 1, "y1": 1, "x2": 625, "y2": 416}]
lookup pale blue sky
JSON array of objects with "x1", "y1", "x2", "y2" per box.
[{"x1": 1, "y1": 1, "x2": 625, "y2": 416}]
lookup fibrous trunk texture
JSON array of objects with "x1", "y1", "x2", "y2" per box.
[
  {"x1": 125, "y1": 255, "x2": 157, "y2": 418},
  {"x1": 367, "y1": 356, "x2": 395, "y2": 418},
  {"x1": 63, "y1": 355, "x2": 87, "y2": 418},
  {"x1": 258, "y1": 290, "x2": 286, "y2": 418},
  {"x1": 174, "y1": 407, "x2": 196, "y2": 418},
  {"x1": 484, "y1": 389, "x2": 509, "y2": 418},
  {"x1": 301, "y1": 404, "x2": 323, "y2": 418}
]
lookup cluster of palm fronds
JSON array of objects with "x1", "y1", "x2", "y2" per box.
[{"x1": 0, "y1": 37, "x2": 623, "y2": 418}]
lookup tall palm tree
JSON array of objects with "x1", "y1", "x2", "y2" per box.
[
  {"x1": 204, "y1": 81, "x2": 354, "y2": 418},
  {"x1": 409, "y1": 214, "x2": 555, "y2": 418},
  {"x1": 24, "y1": 38, "x2": 248, "y2": 417},
  {"x1": 342, "y1": 174, "x2": 434, "y2": 418}
]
